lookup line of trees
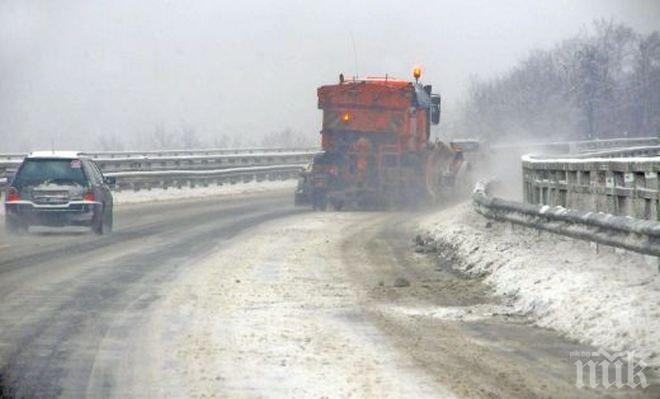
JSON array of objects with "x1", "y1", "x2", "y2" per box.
[
  {"x1": 94, "y1": 125, "x2": 316, "y2": 151},
  {"x1": 449, "y1": 20, "x2": 660, "y2": 143}
]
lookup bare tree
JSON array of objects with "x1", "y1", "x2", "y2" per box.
[
  {"x1": 95, "y1": 133, "x2": 125, "y2": 151},
  {"x1": 213, "y1": 134, "x2": 230, "y2": 148},
  {"x1": 453, "y1": 21, "x2": 659, "y2": 143},
  {"x1": 261, "y1": 128, "x2": 315, "y2": 148},
  {"x1": 151, "y1": 124, "x2": 176, "y2": 149},
  {"x1": 179, "y1": 125, "x2": 203, "y2": 149}
]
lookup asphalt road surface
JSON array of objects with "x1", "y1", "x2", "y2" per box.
[{"x1": 0, "y1": 190, "x2": 654, "y2": 398}]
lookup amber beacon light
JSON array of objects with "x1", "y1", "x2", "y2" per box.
[
  {"x1": 413, "y1": 66, "x2": 422, "y2": 81},
  {"x1": 341, "y1": 111, "x2": 351, "y2": 123}
]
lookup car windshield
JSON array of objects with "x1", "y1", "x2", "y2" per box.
[{"x1": 13, "y1": 159, "x2": 87, "y2": 188}]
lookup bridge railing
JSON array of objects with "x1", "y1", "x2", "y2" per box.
[
  {"x1": 490, "y1": 136, "x2": 659, "y2": 155},
  {"x1": 571, "y1": 137, "x2": 659, "y2": 153},
  {"x1": 107, "y1": 164, "x2": 305, "y2": 192},
  {"x1": 568, "y1": 145, "x2": 660, "y2": 159},
  {"x1": 92, "y1": 151, "x2": 314, "y2": 173},
  {"x1": 0, "y1": 151, "x2": 316, "y2": 174},
  {"x1": 522, "y1": 154, "x2": 660, "y2": 221},
  {"x1": 0, "y1": 148, "x2": 316, "y2": 195},
  {"x1": 83, "y1": 146, "x2": 317, "y2": 159},
  {"x1": 0, "y1": 147, "x2": 319, "y2": 161}
]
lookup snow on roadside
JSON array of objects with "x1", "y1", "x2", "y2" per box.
[
  {"x1": 0, "y1": 180, "x2": 296, "y2": 215},
  {"x1": 113, "y1": 179, "x2": 297, "y2": 206},
  {"x1": 420, "y1": 202, "x2": 660, "y2": 364}
]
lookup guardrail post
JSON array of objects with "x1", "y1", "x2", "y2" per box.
[{"x1": 523, "y1": 167, "x2": 529, "y2": 203}]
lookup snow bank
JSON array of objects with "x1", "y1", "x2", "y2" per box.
[
  {"x1": 113, "y1": 179, "x2": 297, "y2": 206},
  {"x1": 421, "y1": 203, "x2": 660, "y2": 364},
  {"x1": 0, "y1": 180, "x2": 296, "y2": 214}
]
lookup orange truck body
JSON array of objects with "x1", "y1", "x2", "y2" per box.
[
  {"x1": 317, "y1": 78, "x2": 432, "y2": 153},
  {"x1": 296, "y1": 73, "x2": 459, "y2": 209}
]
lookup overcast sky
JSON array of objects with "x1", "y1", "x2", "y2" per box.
[{"x1": 1, "y1": 0, "x2": 659, "y2": 151}]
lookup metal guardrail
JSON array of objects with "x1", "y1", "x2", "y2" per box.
[
  {"x1": 84, "y1": 146, "x2": 317, "y2": 159},
  {"x1": 491, "y1": 136, "x2": 659, "y2": 155},
  {"x1": 522, "y1": 154, "x2": 660, "y2": 221},
  {"x1": 0, "y1": 147, "x2": 319, "y2": 161},
  {"x1": 0, "y1": 153, "x2": 26, "y2": 161},
  {"x1": 0, "y1": 151, "x2": 316, "y2": 173},
  {"x1": 532, "y1": 145, "x2": 660, "y2": 160},
  {"x1": 107, "y1": 164, "x2": 305, "y2": 191},
  {"x1": 571, "y1": 137, "x2": 660, "y2": 153},
  {"x1": 473, "y1": 180, "x2": 660, "y2": 257},
  {"x1": 93, "y1": 151, "x2": 315, "y2": 173},
  {"x1": 572, "y1": 145, "x2": 660, "y2": 159},
  {"x1": 0, "y1": 164, "x2": 304, "y2": 202},
  {"x1": 0, "y1": 148, "x2": 316, "y2": 197}
]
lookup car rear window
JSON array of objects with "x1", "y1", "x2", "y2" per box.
[{"x1": 13, "y1": 159, "x2": 88, "y2": 188}]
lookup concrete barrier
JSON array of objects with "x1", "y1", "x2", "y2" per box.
[{"x1": 522, "y1": 155, "x2": 660, "y2": 220}]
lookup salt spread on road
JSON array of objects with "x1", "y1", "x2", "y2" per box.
[{"x1": 140, "y1": 212, "x2": 455, "y2": 398}]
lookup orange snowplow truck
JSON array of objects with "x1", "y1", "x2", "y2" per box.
[{"x1": 295, "y1": 69, "x2": 472, "y2": 210}]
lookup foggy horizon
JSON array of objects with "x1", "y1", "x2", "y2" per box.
[{"x1": 2, "y1": 0, "x2": 659, "y2": 151}]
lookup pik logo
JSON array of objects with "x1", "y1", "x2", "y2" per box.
[{"x1": 571, "y1": 348, "x2": 649, "y2": 389}]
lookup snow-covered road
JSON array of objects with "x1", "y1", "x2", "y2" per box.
[
  {"x1": 143, "y1": 212, "x2": 454, "y2": 398},
  {"x1": 0, "y1": 191, "x2": 657, "y2": 397}
]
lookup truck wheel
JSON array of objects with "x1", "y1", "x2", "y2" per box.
[
  {"x1": 331, "y1": 199, "x2": 344, "y2": 211},
  {"x1": 317, "y1": 197, "x2": 327, "y2": 211},
  {"x1": 312, "y1": 192, "x2": 327, "y2": 211}
]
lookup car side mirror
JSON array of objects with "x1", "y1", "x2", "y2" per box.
[
  {"x1": 104, "y1": 176, "x2": 116, "y2": 187},
  {"x1": 431, "y1": 95, "x2": 441, "y2": 125}
]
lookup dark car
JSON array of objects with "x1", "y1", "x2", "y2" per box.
[{"x1": 4, "y1": 151, "x2": 115, "y2": 235}]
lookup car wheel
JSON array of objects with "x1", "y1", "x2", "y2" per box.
[
  {"x1": 105, "y1": 209, "x2": 113, "y2": 233},
  {"x1": 92, "y1": 207, "x2": 105, "y2": 235}
]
